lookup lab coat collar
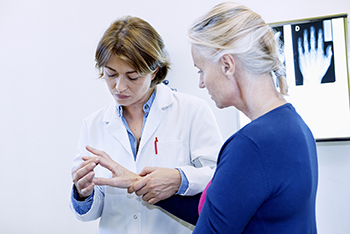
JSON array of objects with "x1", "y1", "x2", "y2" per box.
[
  {"x1": 101, "y1": 83, "x2": 173, "y2": 124},
  {"x1": 102, "y1": 103, "x2": 133, "y2": 157},
  {"x1": 101, "y1": 83, "x2": 175, "y2": 160},
  {"x1": 153, "y1": 83, "x2": 174, "y2": 110}
]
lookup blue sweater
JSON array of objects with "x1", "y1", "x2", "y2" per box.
[{"x1": 158, "y1": 103, "x2": 318, "y2": 233}]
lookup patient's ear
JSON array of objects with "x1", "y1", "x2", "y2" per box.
[{"x1": 220, "y1": 54, "x2": 235, "y2": 78}]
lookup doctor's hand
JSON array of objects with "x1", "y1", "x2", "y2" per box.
[
  {"x1": 85, "y1": 146, "x2": 142, "y2": 188},
  {"x1": 128, "y1": 167, "x2": 181, "y2": 205},
  {"x1": 71, "y1": 154, "x2": 99, "y2": 200},
  {"x1": 298, "y1": 26, "x2": 333, "y2": 85}
]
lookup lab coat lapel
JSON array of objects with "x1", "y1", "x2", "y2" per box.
[
  {"x1": 103, "y1": 102, "x2": 134, "y2": 157},
  {"x1": 138, "y1": 84, "x2": 173, "y2": 154}
]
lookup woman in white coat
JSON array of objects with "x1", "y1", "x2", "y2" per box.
[{"x1": 70, "y1": 16, "x2": 223, "y2": 234}]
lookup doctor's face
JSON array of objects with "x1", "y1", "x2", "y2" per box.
[{"x1": 104, "y1": 55, "x2": 156, "y2": 107}]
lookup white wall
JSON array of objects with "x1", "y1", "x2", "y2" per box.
[{"x1": 0, "y1": 0, "x2": 349, "y2": 233}]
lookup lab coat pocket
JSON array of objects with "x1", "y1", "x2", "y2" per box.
[
  {"x1": 104, "y1": 186, "x2": 138, "y2": 216},
  {"x1": 153, "y1": 139, "x2": 187, "y2": 167},
  {"x1": 106, "y1": 186, "x2": 127, "y2": 195}
]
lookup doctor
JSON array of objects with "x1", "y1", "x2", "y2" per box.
[{"x1": 70, "y1": 16, "x2": 222, "y2": 234}]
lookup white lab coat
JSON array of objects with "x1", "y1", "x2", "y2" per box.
[{"x1": 70, "y1": 84, "x2": 223, "y2": 234}]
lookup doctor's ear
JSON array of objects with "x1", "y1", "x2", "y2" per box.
[
  {"x1": 220, "y1": 54, "x2": 235, "y2": 78},
  {"x1": 151, "y1": 67, "x2": 160, "y2": 80}
]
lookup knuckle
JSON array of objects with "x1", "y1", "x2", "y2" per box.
[
  {"x1": 135, "y1": 190, "x2": 142, "y2": 196},
  {"x1": 153, "y1": 198, "x2": 160, "y2": 204},
  {"x1": 75, "y1": 171, "x2": 83, "y2": 181},
  {"x1": 149, "y1": 184, "x2": 158, "y2": 190},
  {"x1": 76, "y1": 179, "x2": 84, "y2": 189}
]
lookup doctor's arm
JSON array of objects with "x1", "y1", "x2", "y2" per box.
[
  {"x1": 73, "y1": 146, "x2": 200, "y2": 224},
  {"x1": 128, "y1": 101, "x2": 222, "y2": 203},
  {"x1": 71, "y1": 156, "x2": 99, "y2": 199},
  {"x1": 69, "y1": 122, "x2": 105, "y2": 221},
  {"x1": 178, "y1": 100, "x2": 222, "y2": 195},
  {"x1": 80, "y1": 147, "x2": 183, "y2": 206},
  {"x1": 70, "y1": 155, "x2": 98, "y2": 216}
]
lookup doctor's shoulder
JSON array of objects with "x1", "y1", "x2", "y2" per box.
[
  {"x1": 171, "y1": 89, "x2": 211, "y2": 111},
  {"x1": 81, "y1": 102, "x2": 114, "y2": 126}
]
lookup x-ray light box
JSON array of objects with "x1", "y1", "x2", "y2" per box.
[{"x1": 239, "y1": 13, "x2": 350, "y2": 142}]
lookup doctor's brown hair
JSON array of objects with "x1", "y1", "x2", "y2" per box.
[{"x1": 95, "y1": 16, "x2": 170, "y2": 87}]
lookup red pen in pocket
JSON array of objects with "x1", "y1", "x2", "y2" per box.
[{"x1": 154, "y1": 137, "x2": 158, "y2": 155}]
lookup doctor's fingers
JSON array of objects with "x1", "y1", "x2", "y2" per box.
[
  {"x1": 71, "y1": 157, "x2": 98, "y2": 178},
  {"x1": 128, "y1": 176, "x2": 148, "y2": 194},
  {"x1": 92, "y1": 177, "x2": 127, "y2": 188},
  {"x1": 75, "y1": 171, "x2": 95, "y2": 195},
  {"x1": 135, "y1": 182, "x2": 159, "y2": 197},
  {"x1": 82, "y1": 156, "x2": 100, "y2": 163},
  {"x1": 94, "y1": 155, "x2": 121, "y2": 174},
  {"x1": 141, "y1": 191, "x2": 164, "y2": 205},
  {"x1": 139, "y1": 167, "x2": 158, "y2": 177},
  {"x1": 86, "y1": 145, "x2": 112, "y2": 160},
  {"x1": 79, "y1": 182, "x2": 95, "y2": 198},
  {"x1": 92, "y1": 177, "x2": 113, "y2": 187},
  {"x1": 72, "y1": 161, "x2": 98, "y2": 183}
]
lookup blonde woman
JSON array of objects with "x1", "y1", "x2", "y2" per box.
[
  {"x1": 158, "y1": 2, "x2": 318, "y2": 233},
  {"x1": 69, "y1": 16, "x2": 222, "y2": 234}
]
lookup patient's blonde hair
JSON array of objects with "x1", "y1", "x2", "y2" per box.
[{"x1": 188, "y1": 2, "x2": 288, "y2": 95}]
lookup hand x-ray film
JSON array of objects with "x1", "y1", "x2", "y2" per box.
[{"x1": 240, "y1": 14, "x2": 350, "y2": 141}]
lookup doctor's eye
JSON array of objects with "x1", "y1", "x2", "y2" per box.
[
  {"x1": 127, "y1": 75, "x2": 140, "y2": 81},
  {"x1": 106, "y1": 72, "x2": 118, "y2": 78},
  {"x1": 197, "y1": 69, "x2": 203, "y2": 74}
]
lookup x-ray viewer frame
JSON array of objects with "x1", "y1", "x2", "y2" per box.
[{"x1": 239, "y1": 14, "x2": 350, "y2": 142}]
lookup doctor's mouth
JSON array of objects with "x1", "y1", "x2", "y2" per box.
[{"x1": 114, "y1": 93, "x2": 130, "y2": 100}]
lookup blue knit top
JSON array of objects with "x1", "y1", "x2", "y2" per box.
[{"x1": 158, "y1": 103, "x2": 318, "y2": 234}]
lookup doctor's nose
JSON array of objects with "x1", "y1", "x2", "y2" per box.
[{"x1": 115, "y1": 76, "x2": 127, "y2": 92}]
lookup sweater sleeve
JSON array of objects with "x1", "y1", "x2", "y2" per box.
[
  {"x1": 193, "y1": 133, "x2": 270, "y2": 233},
  {"x1": 155, "y1": 193, "x2": 201, "y2": 225}
]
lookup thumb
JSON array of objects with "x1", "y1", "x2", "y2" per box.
[
  {"x1": 93, "y1": 177, "x2": 115, "y2": 187},
  {"x1": 139, "y1": 167, "x2": 157, "y2": 177},
  {"x1": 128, "y1": 177, "x2": 147, "y2": 194}
]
